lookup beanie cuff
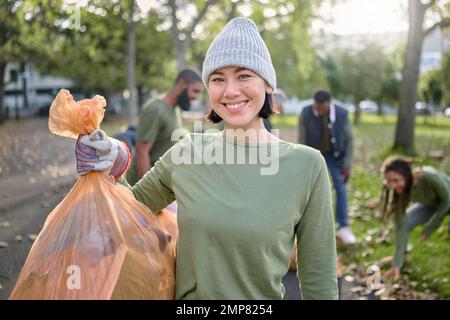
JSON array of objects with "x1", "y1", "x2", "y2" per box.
[{"x1": 202, "y1": 48, "x2": 276, "y2": 90}]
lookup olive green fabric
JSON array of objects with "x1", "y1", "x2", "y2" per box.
[{"x1": 120, "y1": 132, "x2": 338, "y2": 299}]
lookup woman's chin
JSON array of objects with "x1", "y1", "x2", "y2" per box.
[
  {"x1": 222, "y1": 116, "x2": 262, "y2": 131},
  {"x1": 225, "y1": 121, "x2": 255, "y2": 131}
]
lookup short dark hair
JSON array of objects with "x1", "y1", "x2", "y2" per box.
[
  {"x1": 313, "y1": 90, "x2": 331, "y2": 104},
  {"x1": 175, "y1": 69, "x2": 202, "y2": 84},
  {"x1": 207, "y1": 93, "x2": 275, "y2": 123}
]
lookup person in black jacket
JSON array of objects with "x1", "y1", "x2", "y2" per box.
[{"x1": 299, "y1": 90, "x2": 355, "y2": 244}]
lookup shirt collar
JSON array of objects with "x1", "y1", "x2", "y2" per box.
[{"x1": 313, "y1": 103, "x2": 336, "y2": 123}]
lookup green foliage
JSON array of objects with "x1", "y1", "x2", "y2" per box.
[
  {"x1": 256, "y1": 0, "x2": 328, "y2": 97},
  {"x1": 0, "y1": 0, "x2": 65, "y2": 63},
  {"x1": 35, "y1": 1, "x2": 175, "y2": 97},
  {"x1": 321, "y1": 42, "x2": 400, "y2": 105},
  {"x1": 1, "y1": 0, "x2": 335, "y2": 101},
  {"x1": 419, "y1": 53, "x2": 450, "y2": 109}
]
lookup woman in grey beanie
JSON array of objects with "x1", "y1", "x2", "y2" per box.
[{"x1": 75, "y1": 17, "x2": 338, "y2": 300}]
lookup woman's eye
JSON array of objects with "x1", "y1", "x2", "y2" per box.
[
  {"x1": 238, "y1": 74, "x2": 250, "y2": 80},
  {"x1": 210, "y1": 77, "x2": 224, "y2": 82}
]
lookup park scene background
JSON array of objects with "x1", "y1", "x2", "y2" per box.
[{"x1": 0, "y1": 0, "x2": 449, "y2": 300}]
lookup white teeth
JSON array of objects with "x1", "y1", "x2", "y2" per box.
[{"x1": 226, "y1": 101, "x2": 246, "y2": 109}]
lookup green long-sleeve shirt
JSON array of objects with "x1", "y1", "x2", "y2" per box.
[
  {"x1": 393, "y1": 167, "x2": 450, "y2": 267},
  {"x1": 120, "y1": 132, "x2": 338, "y2": 299}
]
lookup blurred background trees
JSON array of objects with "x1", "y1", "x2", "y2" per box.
[{"x1": 1, "y1": 0, "x2": 449, "y2": 153}]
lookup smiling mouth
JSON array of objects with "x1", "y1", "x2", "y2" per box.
[{"x1": 222, "y1": 100, "x2": 249, "y2": 110}]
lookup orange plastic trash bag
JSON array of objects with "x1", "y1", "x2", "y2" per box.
[
  {"x1": 155, "y1": 209, "x2": 179, "y2": 257},
  {"x1": 156, "y1": 209, "x2": 179, "y2": 243},
  {"x1": 9, "y1": 89, "x2": 175, "y2": 300}
]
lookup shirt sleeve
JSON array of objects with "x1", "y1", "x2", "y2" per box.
[
  {"x1": 296, "y1": 154, "x2": 338, "y2": 300},
  {"x1": 298, "y1": 109, "x2": 306, "y2": 144},
  {"x1": 343, "y1": 115, "x2": 353, "y2": 168},
  {"x1": 136, "y1": 106, "x2": 163, "y2": 143},
  {"x1": 117, "y1": 176, "x2": 132, "y2": 189},
  {"x1": 393, "y1": 212, "x2": 408, "y2": 268},
  {"x1": 118, "y1": 149, "x2": 175, "y2": 213},
  {"x1": 422, "y1": 175, "x2": 450, "y2": 237}
]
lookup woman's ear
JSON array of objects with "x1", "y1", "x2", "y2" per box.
[{"x1": 265, "y1": 85, "x2": 273, "y2": 94}]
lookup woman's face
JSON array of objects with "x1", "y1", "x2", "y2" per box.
[
  {"x1": 208, "y1": 66, "x2": 272, "y2": 130},
  {"x1": 384, "y1": 170, "x2": 406, "y2": 194}
]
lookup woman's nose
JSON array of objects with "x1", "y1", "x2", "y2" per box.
[{"x1": 223, "y1": 79, "x2": 240, "y2": 98}]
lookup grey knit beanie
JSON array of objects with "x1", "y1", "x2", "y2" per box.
[{"x1": 202, "y1": 17, "x2": 276, "y2": 90}]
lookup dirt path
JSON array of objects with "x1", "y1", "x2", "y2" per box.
[{"x1": 0, "y1": 118, "x2": 77, "y2": 299}]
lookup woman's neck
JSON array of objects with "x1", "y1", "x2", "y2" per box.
[{"x1": 224, "y1": 118, "x2": 279, "y2": 143}]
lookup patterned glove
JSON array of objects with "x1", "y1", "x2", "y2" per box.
[{"x1": 75, "y1": 129, "x2": 130, "y2": 180}]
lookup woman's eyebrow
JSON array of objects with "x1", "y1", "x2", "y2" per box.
[
  {"x1": 235, "y1": 67, "x2": 249, "y2": 73},
  {"x1": 210, "y1": 70, "x2": 224, "y2": 76},
  {"x1": 210, "y1": 67, "x2": 249, "y2": 76}
]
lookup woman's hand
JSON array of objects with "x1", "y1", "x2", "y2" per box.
[
  {"x1": 75, "y1": 129, "x2": 130, "y2": 180},
  {"x1": 383, "y1": 266, "x2": 401, "y2": 281}
]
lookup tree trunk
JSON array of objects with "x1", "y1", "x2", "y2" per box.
[
  {"x1": 227, "y1": 1, "x2": 239, "y2": 21},
  {"x1": 168, "y1": 0, "x2": 217, "y2": 72},
  {"x1": 0, "y1": 62, "x2": 6, "y2": 124},
  {"x1": 126, "y1": 0, "x2": 138, "y2": 127},
  {"x1": 393, "y1": 0, "x2": 426, "y2": 154},
  {"x1": 376, "y1": 99, "x2": 383, "y2": 116},
  {"x1": 353, "y1": 99, "x2": 361, "y2": 125},
  {"x1": 137, "y1": 85, "x2": 144, "y2": 110},
  {"x1": 20, "y1": 61, "x2": 28, "y2": 110},
  {"x1": 175, "y1": 40, "x2": 188, "y2": 71},
  {"x1": 168, "y1": 0, "x2": 187, "y2": 71},
  {"x1": 440, "y1": 28, "x2": 447, "y2": 111}
]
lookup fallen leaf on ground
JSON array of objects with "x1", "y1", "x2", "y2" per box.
[
  {"x1": 378, "y1": 256, "x2": 393, "y2": 267},
  {"x1": 428, "y1": 150, "x2": 444, "y2": 159},
  {"x1": 374, "y1": 287, "x2": 387, "y2": 297},
  {"x1": 354, "y1": 191, "x2": 363, "y2": 198},
  {"x1": 361, "y1": 215, "x2": 370, "y2": 222},
  {"x1": 344, "y1": 275, "x2": 355, "y2": 283},
  {"x1": 365, "y1": 198, "x2": 379, "y2": 209},
  {"x1": 350, "y1": 286, "x2": 365, "y2": 293}
]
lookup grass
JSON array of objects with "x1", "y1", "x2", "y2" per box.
[{"x1": 272, "y1": 113, "x2": 450, "y2": 173}]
